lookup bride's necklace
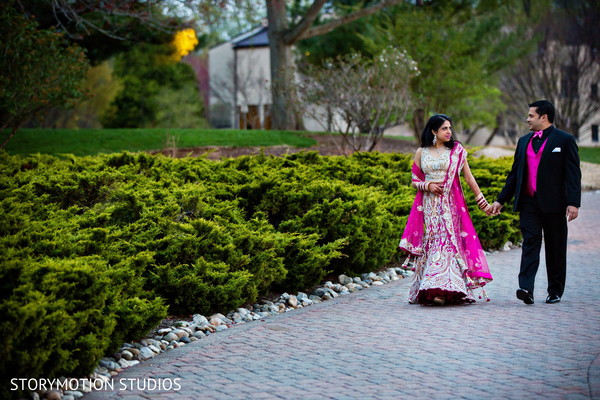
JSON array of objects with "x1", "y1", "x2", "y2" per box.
[{"x1": 431, "y1": 145, "x2": 446, "y2": 155}]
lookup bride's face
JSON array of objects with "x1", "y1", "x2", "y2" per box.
[{"x1": 434, "y1": 120, "x2": 452, "y2": 144}]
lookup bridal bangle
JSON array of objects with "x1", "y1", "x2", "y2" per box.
[
  {"x1": 416, "y1": 181, "x2": 431, "y2": 191},
  {"x1": 476, "y1": 193, "x2": 489, "y2": 210}
]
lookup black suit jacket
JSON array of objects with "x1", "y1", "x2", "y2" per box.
[{"x1": 497, "y1": 125, "x2": 581, "y2": 213}]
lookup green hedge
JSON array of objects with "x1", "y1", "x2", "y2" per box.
[{"x1": 0, "y1": 149, "x2": 518, "y2": 398}]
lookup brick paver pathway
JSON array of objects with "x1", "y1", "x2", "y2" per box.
[{"x1": 84, "y1": 191, "x2": 600, "y2": 400}]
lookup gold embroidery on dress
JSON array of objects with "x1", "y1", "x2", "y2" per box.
[{"x1": 408, "y1": 145, "x2": 478, "y2": 304}]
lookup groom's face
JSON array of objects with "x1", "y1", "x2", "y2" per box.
[{"x1": 527, "y1": 107, "x2": 545, "y2": 131}]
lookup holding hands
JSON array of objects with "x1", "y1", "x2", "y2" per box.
[
  {"x1": 476, "y1": 194, "x2": 502, "y2": 217},
  {"x1": 489, "y1": 201, "x2": 503, "y2": 217}
]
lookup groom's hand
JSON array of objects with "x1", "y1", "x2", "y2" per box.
[
  {"x1": 566, "y1": 206, "x2": 579, "y2": 222},
  {"x1": 490, "y1": 201, "x2": 503, "y2": 216}
]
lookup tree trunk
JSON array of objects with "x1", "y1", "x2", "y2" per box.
[
  {"x1": 0, "y1": 125, "x2": 18, "y2": 149},
  {"x1": 266, "y1": 1, "x2": 298, "y2": 130},
  {"x1": 484, "y1": 126, "x2": 500, "y2": 146},
  {"x1": 567, "y1": 121, "x2": 580, "y2": 140},
  {"x1": 484, "y1": 114, "x2": 503, "y2": 146},
  {"x1": 265, "y1": 0, "x2": 404, "y2": 131},
  {"x1": 412, "y1": 108, "x2": 425, "y2": 143}
]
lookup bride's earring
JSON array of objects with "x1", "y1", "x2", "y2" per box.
[{"x1": 432, "y1": 135, "x2": 437, "y2": 146}]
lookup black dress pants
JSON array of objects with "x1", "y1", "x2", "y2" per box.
[{"x1": 518, "y1": 196, "x2": 568, "y2": 297}]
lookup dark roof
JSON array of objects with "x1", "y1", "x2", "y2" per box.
[{"x1": 233, "y1": 26, "x2": 269, "y2": 49}]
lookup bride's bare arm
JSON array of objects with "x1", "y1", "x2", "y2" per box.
[
  {"x1": 411, "y1": 148, "x2": 423, "y2": 190},
  {"x1": 462, "y1": 159, "x2": 492, "y2": 213},
  {"x1": 461, "y1": 159, "x2": 481, "y2": 195}
]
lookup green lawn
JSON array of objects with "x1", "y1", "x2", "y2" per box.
[
  {"x1": 1, "y1": 128, "x2": 317, "y2": 156},
  {"x1": 4, "y1": 128, "x2": 597, "y2": 162},
  {"x1": 579, "y1": 146, "x2": 600, "y2": 164}
]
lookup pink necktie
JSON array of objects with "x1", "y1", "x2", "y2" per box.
[{"x1": 533, "y1": 130, "x2": 543, "y2": 139}]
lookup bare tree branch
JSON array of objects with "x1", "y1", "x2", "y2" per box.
[
  {"x1": 38, "y1": 0, "x2": 196, "y2": 40},
  {"x1": 297, "y1": 48, "x2": 416, "y2": 153},
  {"x1": 283, "y1": 0, "x2": 327, "y2": 44},
  {"x1": 501, "y1": 38, "x2": 600, "y2": 140},
  {"x1": 495, "y1": 3, "x2": 600, "y2": 142},
  {"x1": 296, "y1": 0, "x2": 403, "y2": 42}
]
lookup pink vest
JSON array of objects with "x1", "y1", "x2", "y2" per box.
[{"x1": 525, "y1": 137, "x2": 548, "y2": 197}]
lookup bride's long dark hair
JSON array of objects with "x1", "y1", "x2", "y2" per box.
[{"x1": 420, "y1": 114, "x2": 456, "y2": 149}]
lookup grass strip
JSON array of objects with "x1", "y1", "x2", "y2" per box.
[{"x1": 1, "y1": 128, "x2": 317, "y2": 156}]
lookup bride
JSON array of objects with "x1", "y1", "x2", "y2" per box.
[{"x1": 399, "y1": 114, "x2": 493, "y2": 305}]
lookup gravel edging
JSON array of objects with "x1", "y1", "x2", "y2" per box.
[{"x1": 23, "y1": 267, "x2": 415, "y2": 400}]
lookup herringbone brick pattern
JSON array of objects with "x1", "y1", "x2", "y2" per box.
[{"x1": 84, "y1": 191, "x2": 600, "y2": 400}]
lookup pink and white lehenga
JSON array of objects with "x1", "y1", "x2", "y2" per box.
[{"x1": 399, "y1": 143, "x2": 493, "y2": 305}]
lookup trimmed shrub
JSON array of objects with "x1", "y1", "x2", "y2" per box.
[
  {"x1": 0, "y1": 257, "x2": 157, "y2": 399},
  {"x1": 0, "y1": 148, "x2": 517, "y2": 396}
]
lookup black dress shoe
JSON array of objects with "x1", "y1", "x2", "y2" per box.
[
  {"x1": 516, "y1": 288, "x2": 534, "y2": 304},
  {"x1": 546, "y1": 294, "x2": 561, "y2": 304}
]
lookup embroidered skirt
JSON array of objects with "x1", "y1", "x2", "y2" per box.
[{"x1": 408, "y1": 189, "x2": 475, "y2": 305}]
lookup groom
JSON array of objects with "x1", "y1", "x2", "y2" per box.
[{"x1": 490, "y1": 100, "x2": 581, "y2": 305}]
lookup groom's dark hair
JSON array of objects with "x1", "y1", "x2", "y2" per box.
[{"x1": 529, "y1": 100, "x2": 555, "y2": 123}]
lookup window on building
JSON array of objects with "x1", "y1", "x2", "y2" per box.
[
  {"x1": 592, "y1": 125, "x2": 599, "y2": 143},
  {"x1": 592, "y1": 84, "x2": 598, "y2": 100}
]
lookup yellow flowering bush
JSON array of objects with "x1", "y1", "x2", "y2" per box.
[{"x1": 171, "y1": 28, "x2": 198, "y2": 61}]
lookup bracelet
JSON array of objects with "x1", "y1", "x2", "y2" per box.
[
  {"x1": 416, "y1": 181, "x2": 430, "y2": 192},
  {"x1": 476, "y1": 194, "x2": 489, "y2": 210}
]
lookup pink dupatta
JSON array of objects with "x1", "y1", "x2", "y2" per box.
[{"x1": 399, "y1": 144, "x2": 493, "y2": 286}]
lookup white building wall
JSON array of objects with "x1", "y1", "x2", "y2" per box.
[
  {"x1": 579, "y1": 115, "x2": 600, "y2": 146},
  {"x1": 576, "y1": 50, "x2": 600, "y2": 146},
  {"x1": 235, "y1": 47, "x2": 271, "y2": 107},
  {"x1": 208, "y1": 42, "x2": 235, "y2": 128}
]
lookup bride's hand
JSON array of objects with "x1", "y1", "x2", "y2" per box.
[{"x1": 428, "y1": 183, "x2": 443, "y2": 196}]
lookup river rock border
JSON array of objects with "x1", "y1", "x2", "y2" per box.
[{"x1": 28, "y1": 267, "x2": 414, "y2": 400}]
